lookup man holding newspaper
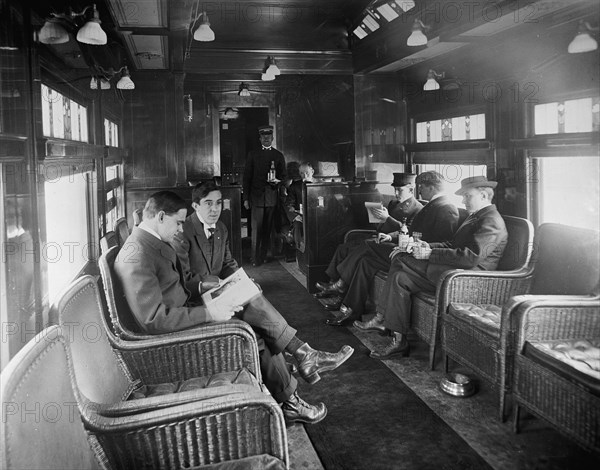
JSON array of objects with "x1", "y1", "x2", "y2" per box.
[{"x1": 170, "y1": 182, "x2": 355, "y2": 424}]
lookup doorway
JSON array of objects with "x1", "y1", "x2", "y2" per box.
[
  {"x1": 219, "y1": 107, "x2": 269, "y2": 241},
  {"x1": 219, "y1": 107, "x2": 269, "y2": 186}
]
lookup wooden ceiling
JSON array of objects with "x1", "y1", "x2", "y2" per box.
[{"x1": 32, "y1": 0, "x2": 599, "y2": 85}]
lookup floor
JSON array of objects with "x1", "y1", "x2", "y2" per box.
[{"x1": 275, "y1": 259, "x2": 600, "y2": 470}]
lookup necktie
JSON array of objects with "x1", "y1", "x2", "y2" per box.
[{"x1": 207, "y1": 227, "x2": 215, "y2": 239}]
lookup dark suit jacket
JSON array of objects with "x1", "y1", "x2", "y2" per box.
[
  {"x1": 405, "y1": 195, "x2": 459, "y2": 243},
  {"x1": 378, "y1": 197, "x2": 423, "y2": 233},
  {"x1": 426, "y1": 204, "x2": 508, "y2": 283},
  {"x1": 114, "y1": 227, "x2": 210, "y2": 334},
  {"x1": 243, "y1": 148, "x2": 286, "y2": 207},
  {"x1": 173, "y1": 213, "x2": 239, "y2": 293},
  {"x1": 285, "y1": 179, "x2": 303, "y2": 223}
]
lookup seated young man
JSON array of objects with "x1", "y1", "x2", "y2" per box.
[
  {"x1": 134, "y1": 185, "x2": 351, "y2": 423},
  {"x1": 366, "y1": 176, "x2": 509, "y2": 359}
]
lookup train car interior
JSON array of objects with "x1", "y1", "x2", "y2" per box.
[{"x1": 1, "y1": 0, "x2": 599, "y2": 468}]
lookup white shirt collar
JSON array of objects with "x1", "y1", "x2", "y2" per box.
[
  {"x1": 138, "y1": 223, "x2": 162, "y2": 240},
  {"x1": 196, "y1": 213, "x2": 216, "y2": 238},
  {"x1": 262, "y1": 146, "x2": 272, "y2": 150}
]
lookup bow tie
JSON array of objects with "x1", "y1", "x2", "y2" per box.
[{"x1": 262, "y1": 146, "x2": 271, "y2": 151}]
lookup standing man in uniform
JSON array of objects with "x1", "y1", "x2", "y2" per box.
[{"x1": 243, "y1": 125, "x2": 286, "y2": 266}]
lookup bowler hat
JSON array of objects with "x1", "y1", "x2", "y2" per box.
[
  {"x1": 391, "y1": 173, "x2": 417, "y2": 187},
  {"x1": 258, "y1": 125, "x2": 273, "y2": 134},
  {"x1": 455, "y1": 176, "x2": 498, "y2": 195}
]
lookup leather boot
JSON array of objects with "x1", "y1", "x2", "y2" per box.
[
  {"x1": 315, "y1": 278, "x2": 347, "y2": 295},
  {"x1": 353, "y1": 313, "x2": 386, "y2": 333},
  {"x1": 294, "y1": 343, "x2": 354, "y2": 384},
  {"x1": 281, "y1": 391, "x2": 327, "y2": 424},
  {"x1": 370, "y1": 334, "x2": 410, "y2": 359}
]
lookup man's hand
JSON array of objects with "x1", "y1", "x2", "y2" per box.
[
  {"x1": 371, "y1": 206, "x2": 389, "y2": 222},
  {"x1": 377, "y1": 233, "x2": 392, "y2": 243},
  {"x1": 268, "y1": 177, "x2": 281, "y2": 184},
  {"x1": 199, "y1": 276, "x2": 221, "y2": 294},
  {"x1": 412, "y1": 241, "x2": 432, "y2": 260},
  {"x1": 244, "y1": 200, "x2": 250, "y2": 210}
]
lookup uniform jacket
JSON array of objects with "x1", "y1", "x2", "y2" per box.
[
  {"x1": 426, "y1": 204, "x2": 508, "y2": 283},
  {"x1": 243, "y1": 148, "x2": 286, "y2": 207},
  {"x1": 378, "y1": 197, "x2": 423, "y2": 233},
  {"x1": 173, "y1": 213, "x2": 238, "y2": 293},
  {"x1": 393, "y1": 195, "x2": 459, "y2": 243},
  {"x1": 114, "y1": 227, "x2": 210, "y2": 334}
]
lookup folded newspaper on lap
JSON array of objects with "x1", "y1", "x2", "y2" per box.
[
  {"x1": 364, "y1": 202, "x2": 383, "y2": 224},
  {"x1": 201, "y1": 268, "x2": 261, "y2": 317}
]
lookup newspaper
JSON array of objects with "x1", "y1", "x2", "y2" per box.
[
  {"x1": 201, "y1": 268, "x2": 261, "y2": 317},
  {"x1": 364, "y1": 202, "x2": 383, "y2": 224}
]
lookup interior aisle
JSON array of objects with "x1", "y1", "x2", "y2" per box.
[{"x1": 243, "y1": 259, "x2": 600, "y2": 470}]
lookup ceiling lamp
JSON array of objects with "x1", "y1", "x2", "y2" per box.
[
  {"x1": 266, "y1": 56, "x2": 281, "y2": 76},
  {"x1": 407, "y1": 19, "x2": 427, "y2": 46},
  {"x1": 238, "y1": 83, "x2": 251, "y2": 97},
  {"x1": 423, "y1": 70, "x2": 444, "y2": 91},
  {"x1": 90, "y1": 66, "x2": 135, "y2": 90},
  {"x1": 568, "y1": 21, "x2": 598, "y2": 53},
  {"x1": 38, "y1": 4, "x2": 107, "y2": 45},
  {"x1": 193, "y1": 11, "x2": 215, "y2": 42}
]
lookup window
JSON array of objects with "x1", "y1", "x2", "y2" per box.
[
  {"x1": 534, "y1": 97, "x2": 600, "y2": 135},
  {"x1": 529, "y1": 156, "x2": 599, "y2": 231},
  {"x1": 43, "y1": 164, "x2": 95, "y2": 303},
  {"x1": 416, "y1": 113, "x2": 486, "y2": 143},
  {"x1": 41, "y1": 84, "x2": 88, "y2": 142},
  {"x1": 104, "y1": 118, "x2": 119, "y2": 147},
  {"x1": 418, "y1": 163, "x2": 488, "y2": 208},
  {"x1": 105, "y1": 163, "x2": 124, "y2": 232}
]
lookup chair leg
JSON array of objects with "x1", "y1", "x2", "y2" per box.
[
  {"x1": 513, "y1": 404, "x2": 521, "y2": 434},
  {"x1": 429, "y1": 343, "x2": 436, "y2": 371}
]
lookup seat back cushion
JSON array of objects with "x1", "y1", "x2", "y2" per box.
[
  {"x1": 530, "y1": 224, "x2": 600, "y2": 295},
  {"x1": 1, "y1": 326, "x2": 100, "y2": 470},
  {"x1": 497, "y1": 216, "x2": 534, "y2": 271},
  {"x1": 56, "y1": 275, "x2": 135, "y2": 405}
]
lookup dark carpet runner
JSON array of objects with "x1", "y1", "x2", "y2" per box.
[{"x1": 247, "y1": 262, "x2": 492, "y2": 470}]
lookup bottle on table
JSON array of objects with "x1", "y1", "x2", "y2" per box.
[
  {"x1": 268, "y1": 161, "x2": 276, "y2": 182},
  {"x1": 398, "y1": 218, "x2": 410, "y2": 251}
]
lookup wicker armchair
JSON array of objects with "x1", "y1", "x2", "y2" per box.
[
  {"x1": 512, "y1": 295, "x2": 600, "y2": 454},
  {"x1": 98, "y1": 246, "x2": 261, "y2": 384},
  {"x1": 114, "y1": 217, "x2": 130, "y2": 247},
  {"x1": 441, "y1": 223, "x2": 599, "y2": 421},
  {"x1": 100, "y1": 231, "x2": 118, "y2": 254},
  {"x1": 1, "y1": 325, "x2": 100, "y2": 470},
  {"x1": 413, "y1": 215, "x2": 534, "y2": 370},
  {"x1": 55, "y1": 275, "x2": 288, "y2": 469}
]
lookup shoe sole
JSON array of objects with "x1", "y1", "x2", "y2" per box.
[
  {"x1": 353, "y1": 322, "x2": 386, "y2": 333},
  {"x1": 285, "y1": 407, "x2": 328, "y2": 425},
  {"x1": 369, "y1": 346, "x2": 410, "y2": 360}
]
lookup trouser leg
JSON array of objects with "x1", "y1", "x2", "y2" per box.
[
  {"x1": 343, "y1": 254, "x2": 391, "y2": 316},
  {"x1": 324, "y1": 241, "x2": 359, "y2": 280},
  {"x1": 257, "y1": 336, "x2": 297, "y2": 403},
  {"x1": 251, "y1": 206, "x2": 265, "y2": 262},
  {"x1": 261, "y1": 206, "x2": 275, "y2": 259},
  {"x1": 240, "y1": 293, "x2": 297, "y2": 354}
]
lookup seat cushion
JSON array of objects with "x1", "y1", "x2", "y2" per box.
[
  {"x1": 523, "y1": 339, "x2": 600, "y2": 396},
  {"x1": 188, "y1": 454, "x2": 286, "y2": 470},
  {"x1": 129, "y1": 368, "x2": 258, "y2": 399},
  {"x1": 414, "y1": 291, "x2": 435, "y2": 305},
  {"x1": 448, "y1": 302, "x2": 502, "y2": 338}
]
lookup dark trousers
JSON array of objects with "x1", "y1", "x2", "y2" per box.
[
  {"x1": 236, "y1": 293, "x2": 298, "y2": 403},
  {"x1": 378, "y1": 256, "x2": 435, "y2": 334},
  {"x1": 324, "y1": 240, "x2": 362, "y2": 280},
  {"x1": 251, "y1": 205, "x2": 275, "y2": 262},
  {"x1": 341, "y1": 240, "x2": 396, "y2": 316}
]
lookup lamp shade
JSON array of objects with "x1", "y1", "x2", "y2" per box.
[
  {"x1": 568, "y1": 32, "x2": 598, "y2": 53},
  {"x1": 423, "y1": 78, "x2": 440, "y2": 91},
  {"x1": 266, "y1": 58, "x2": 280, "y2": 76},
  {"x1": 39, "y1": 18, "x2": 69, "y2": 44},
  {"x1": 76, "y1": 5, "x2": 107, "y2": 45},
  {"x1": 116, "y1": 67, "x2": 134, "y2": 89},
  {"x1": 261, "y1": 72, "x2": 275, "y2": 81},
  {"x1": 194, "y1": 12, "x2": 215, "y2": 41},
  {"x1": 90, "y1": 77, "x2": 110, "y2": 89},
  {"x1": 407, "y1": 19, "x2": 427, "y2": 46}
]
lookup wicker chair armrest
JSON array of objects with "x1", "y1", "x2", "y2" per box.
[
  {"x1": 509, "y1": 295, "x2": 600, "y2": 351},
  {"x1": 84, "y1": 392, "x2": 288, "y2": 468},
  {"x1": 438, "y1": 268, "x2": 534, "y2": 313},
  {"x1": 99, "y1": 384, "x2": 264, "y2": 417},
  {"x1": 108, "y1": 321, "x2": 261, "y2": 384},
  {"x1": 344, "y1": 229, "x2": 377, "y2": 244}
]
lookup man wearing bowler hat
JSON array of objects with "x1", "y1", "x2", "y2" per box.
[
  {"x1": 243, "y1": 125, "x2": 286, "y2": 266},
  {"x1": 315, "y1": 173, "x2": 423, "y2": 302},
  {"x1": 369, "y1": 175, "x2": 508, "y2": 359}
]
